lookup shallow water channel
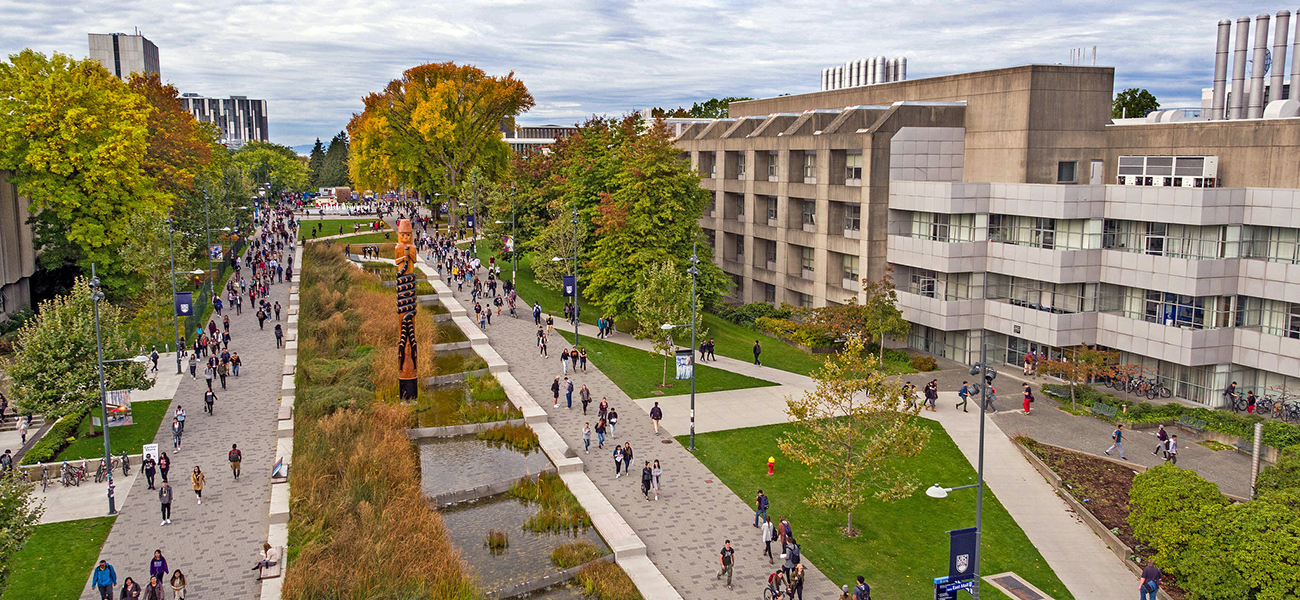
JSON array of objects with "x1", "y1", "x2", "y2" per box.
[{"x1": 417, "y1": 436, "x2": 553, "y2": 498}]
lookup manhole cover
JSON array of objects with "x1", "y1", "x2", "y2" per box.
[
  {"x1": 651, "y1": 390, "x2": 664, "y2": 396},
  {"x1": 661, "y1": 439, "x2": 672, "y2": 444}
]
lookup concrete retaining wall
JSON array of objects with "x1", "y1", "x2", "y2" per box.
[
  {"x1": 405, "y1": 419, "x2": 527, "y2": 440},
  {"x1": 484, "y1": 555, "x2": 614, "y2": 600},
  {"x1": 425, "y1": 368, "x2": 489, "y2": 387},
  {"x1": 427, "y1": 468, "x2": 556, "y2": 508}
]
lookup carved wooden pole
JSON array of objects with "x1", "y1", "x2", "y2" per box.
[{"x1": 395, "y1": 220, "x2": 418, "y2": 400}]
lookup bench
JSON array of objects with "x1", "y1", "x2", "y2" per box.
[
  {"x1": 258, "y1": 546, "x2": 284, "y2": 580},
  {"x1": 1089, "y1": 403, "x2": 1119, "y2": 419},
  {"x1": 1175, "y1": 416, "x2": 1207, "y2": 434},
  {"x1": 1233, "y1": 440, "x2": 1254, "y2": 455}
]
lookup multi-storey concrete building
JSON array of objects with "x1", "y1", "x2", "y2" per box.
[
  {"x1": 180, "y1": 93, "x2": 269, "y2": 149},
  {"x1": 88, "y1": 32, "x2": 160, "y2": 79},
  {"x1": 675, "y1": 62, "x2": 1300, "y2": 407},
  {"x1": 0, "y1": 172, "x2": 36, "y2": 320}
]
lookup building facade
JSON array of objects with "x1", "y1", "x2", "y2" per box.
[
  {"x1": 0, "y1": 172, "x2": 36, "y2": 320},
  {"x1": 88, "y1": 33, "x2": 160, "y2": 79},
  {"x1": 675, "y1": 64, "x2": 1300, "y2": 407},
  {"x1": 502, "y1": 124, "x2": 578, "y2": 153},
  {"x1": 180, "y1": 94, "x2": 269, "y2": 149}
]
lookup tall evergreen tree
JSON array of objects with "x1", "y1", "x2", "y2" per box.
[
  {"x1": 319, "y1": 131, "x2": 350, "y2": 187},
  {"x1": 307, "y1": 138, "x2": 325, "y2": 188}
]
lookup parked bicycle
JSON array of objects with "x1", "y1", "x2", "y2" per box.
[
  {"x1": 61, "y1": 461, "x2": 84, "y2": 487},
  {"x1": 119, "y1": 451, "x2": 130, "y2": 477}
]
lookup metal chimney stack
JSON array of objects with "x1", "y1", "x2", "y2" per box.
[
  {"x1": 1230, "y1": 16, "x2": 1252, "y2": 119},
  {"x1": 1274, "y1": 11, "x2": 1292, "y2": 104},
  {"x1": 876, "y1": 55, "x2": 887, "y2": 85},
  {"x1": 1212, "y1": 19, "x2": 1231, "y2": 119},
  {"x1": 1248, "y1": 13, "x2": 1271, "y2": 119},
  {"x1": 899, "y1": 56, "x2": 907, "y2": 81}
]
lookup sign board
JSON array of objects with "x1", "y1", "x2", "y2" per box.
[
  {"x1": 142, "y1": 444, "x2": 159, "y2": 462},
  {"x1": 675, "y1": 349, "x2": 694, "y2": 380},
  {"x1": 504, "y1": 235, "x2": 514, "y2": 253},
  {"x1": 943, "y1": 579, "x2": 974, "y2": 593},
  {"x1": 562, "y1": 275, "x2": 576, "y2": 297},
  {"x1": 106, "y1": 389, "x2": 131, "y2": 410},
  {"x1": 465, "y1": 214, "x2": 476, "y2": 229},
  {"x1": 209, "y1": 244, "x2": 223, "y2": 260},
  {"x1": 948, "y1": 526, "x2": 978, "y2": 581},
  {"x1": 174, "y1": 292, "x2": 194, "y2": 317}
]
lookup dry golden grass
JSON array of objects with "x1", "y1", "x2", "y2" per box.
[{"x1": 575, "y1": 560, "x2": 643, "y2": 600}]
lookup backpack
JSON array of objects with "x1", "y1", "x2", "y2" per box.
[
  {"x1": 789, "y1": 543, "x2": 801, "y2": 565},
  {"x1": 228, "y1": 449, "x2": 241, "y2": 463},
  {"x1": 769, "y1": 525, "x2": 779, "y2": 542}
]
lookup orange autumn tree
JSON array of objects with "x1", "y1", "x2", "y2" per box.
[{"x1": 127, "y1": 72, "x2": 220, "y2": 198}]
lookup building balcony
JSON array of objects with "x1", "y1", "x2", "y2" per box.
[
  {"x1": 1102, "y1": 186, "x2": 1241, "y2": 227},
  {"x1": 886, "y1": 235, "x2": 985, "y2": 273},
  {"x1": 983, "y1": 299, "x2": 1098, "y2": 349},
  {"x1": 1094, "y1": 312, "x2": 1236, "y2": 367},
  {"x1": 1232, "y1": 328, "x2": 1300, "y2": 378},
  {"x1": 896, "y1": 291, "x2": 984, "y2": 332},
  {"x1": 985, "y1": 243, "x2": 1100, "y2": 285},
  {"x1": 1099, "y1": 250, "x2": 1239, "y2": 297}
]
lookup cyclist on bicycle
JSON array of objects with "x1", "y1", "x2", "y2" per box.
[{"x1": 766, "y1": 571, "x2": 787, "y2": 599}]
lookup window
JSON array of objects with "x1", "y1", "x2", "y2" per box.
[
  {"x1": 910, "y1": 268, "x2": 937, "y2": 298},
  {"x1": 1057, "y1": 161, "x2": 1078, "y2": 183},
  {"x1": 765, "y1": 239, "x2": 777, "y2": 264},
  {"x1": 988, "y1": 214, "x2": 1008, "y2": 242},
  {"x1": 845, "y1": 204, "x2": 861, "y2": 232},
  {"x1": 845, "y1": 152, "x2": 863, "y2": 184},
  {"x1": 766, "y1": 197, "x2": 778, "y2": 221},
  {"x1": 909, "y1": 212, "x2": 976, "y2": 242},
  {"x1": 732, "y1": 274, "x2": 744, "y2": 296},
  {"x1": 1105, "y1": 220, "x2": 1227, "y2": 259},
  {"x1": 764, "y1": 283, "x2": 776, "y2": 303},
  {"x1": 1242, "y1": 226, "x2": 1300, "y2": 264},
  {"x1": 1237, "y1": 297, "x2": 1300, "y2": 339},
  {"x1": 768, "y1": 151, "x2": 778, "y2": 180},
  {"x1": 1144, "y1": 222, "x2": 1167, "y2": 255},
  {"x1": 734, "y1": 235, "x2": 745, "y2": 258},
  {"x1": 801, "y1": 247, "x2": 815, "y2": 273},
  {"x1": 803, "y1": 152, "x2": 816, "y2": 182},
  {"x1": 737, "y1": 153, "x2": 746, "y2": 179},
  {"x1": 798, "y1": 292, "x2": 814, "y2": 307},
  {"x1": 802, "y1": 201, "x2": 816, "y2": 226},
  {"x1": 842, "y1": 254, "x2": 860, "y2": 281},
  {"x1": 1129, "y1": 289, "x2": 1233, "y2": 329},
  {"x1": 931, "y1": 214, "x2": 951, "y2": 241}
]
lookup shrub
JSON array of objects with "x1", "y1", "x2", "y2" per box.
[
  {"x1": 477, "y1": 423, "x2": 539, "y2": 453},
  {"x1": 575, "y1": 560, "x2": 643, "y2": 600},
  {"x1": 20, "y1": 407, "x2": 90, "y2": 465},
  {"x1": 550, "y1": 540, "x2": 607, "y2": 569},
  {"x1": 508, "y1": 472, "x2": 591, "y2": 533},
  {"x1": 1128, "y1": 464, "x2": 1228, "y2": 567},
  {"x1": 754, "y1": 316, "x2": 835, "y2": 348},
  {"x1": 909, "y1": 355, "x2": 938, "y2": 372},
  {"x1": 716, "y1": 302, "x2": 792, "y2": 326},
  {"x1": 1253, "y1": 447, "x2": 1300, "y2": 498}
]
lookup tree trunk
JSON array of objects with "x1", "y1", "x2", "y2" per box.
[{"x1": 662, "y1": 354, "x2": 668, "y2": 387}]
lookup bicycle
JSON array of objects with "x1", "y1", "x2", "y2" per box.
[
  {"x1": 61, "y1": 462, "x2": 83, "y2": 487},
  {"x1": 119, "y1": 452, "x2": 131, "y2": 477},
  {"x1": 94, "y1": 460, "x2": 108, "y2": 484},
  {"x1": 1256, "y1": 395, "x2": 1276, "y2": 417},
  {"x1": 1143, "y1": 378, "x2": 1171, "y2": 399}
]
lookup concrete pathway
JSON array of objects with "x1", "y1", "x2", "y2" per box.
[{"x1": 81, "y1": 232, "x2": 291, "y2": 599}]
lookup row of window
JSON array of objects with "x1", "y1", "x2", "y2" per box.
[
  {"x1": 712, "y1": 197, "x2": 862, "y2": 233},
  {"x1": 702, "y1": 150, "x2": 864, "y2": 185}
]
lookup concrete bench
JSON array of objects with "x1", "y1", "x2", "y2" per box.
[
  {"x1": 1089, "y1": 403, "x2": 1119, "y2": 419},
  {"x1": 1233, "y1": 440, "x2": 1253, "y2": 455},
  {"x1": 259, "y1": 546, "x2": 284, "y2": 579},
  {"x1": 1175, "y1": 416, "x2": 1207, "y2": 434}
]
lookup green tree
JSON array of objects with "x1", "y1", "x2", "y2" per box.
[
  {"x1": 0, "y1": 50, "x2": 166, "y2": 292},
  {"x1": 121, "y1": 212, "x2": 197, "y2": 348},
  {"x1": 1254, "y1": 447, "x2": 1300, "y2": 498},
  {"x1": 778, "y1": 336, "x2": 930, "y2": 536},
  {"x1": 319, "y1": 131, "x2": 350, "y2": 188},
  {"x1": 0, "y1": 476, "x2": 44, "y2": 592},
  {"x1": 1038, "y1": 347, "x2": 1118, "y2": 410},
  {"x1": 632, "y1": 261, "x2": 704, "y2": 386},
  {"x1": 689, "y1": 96, "x2": 753, "y2": 118},
  {"x1": 5, "y1": 277, "x2": 149, "y2": 420},
  {"x1": 307, "y1": 138, "x2": 326, "y2": 188},
  {"x1": 860, "y1": 271, "x2": 911, "y2": 363},
  {"x1": 233, "y1": 140, "x2": 309, "y2": 193},
  {"x1": 1113, "y1": 88, "x2": 1160, "y2": 119}
]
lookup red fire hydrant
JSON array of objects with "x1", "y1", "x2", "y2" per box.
[{"x1": 768, "y1": 456, "x2": 775, "y2": 476}]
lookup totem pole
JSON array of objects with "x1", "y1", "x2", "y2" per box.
[{"x1": 395, "y1": 220, "x2": 419, "y2": 400}]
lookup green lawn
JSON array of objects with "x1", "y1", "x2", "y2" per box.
[
  {"x1": 2, "y1": 517, "x2": 115, "y2": 600},
  {"x1": 474, "y1": 246, "x2": 830, "y2": 377},
  {"x1": 557, "y1": 331, "x2": 777, "y2": 399},
  {"x1": 56, "y1": 400, "x2": 169, "y2": 461},
  {"x1": 685, "y1": 422, "x2": 1074, "y2": 600}
]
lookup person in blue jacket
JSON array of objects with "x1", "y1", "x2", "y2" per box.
[{"x1": 92, "y1": 559, "x2": 117, "y2": 599}]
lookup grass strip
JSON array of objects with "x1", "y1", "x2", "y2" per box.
[
  {"x1": 550, "y1": 540, "x2": 608, "y2": 569},
  {"x1": 2, "y1": 517, "x2": 115, "y2": 600},
  {"x1": 556, "y1": 331, "x2": 776, "y2": 399},
  {"x1": 55, "y1": 400, "x2": 170, "y2": 461}
]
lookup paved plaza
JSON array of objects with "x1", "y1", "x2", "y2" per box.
[{"x1": 78, "y1": 242, "x2": 291, "y2": 599}]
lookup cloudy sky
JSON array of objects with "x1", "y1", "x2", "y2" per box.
[{"x1": 0, "y1": 0, "x2": 1285, "y2": 150}]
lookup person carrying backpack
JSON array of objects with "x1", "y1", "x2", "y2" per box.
[
  {"x1": 853, "y1": 575, "x2": 871, "y2": 600},
  {"x1": 228, "y1": 443, "x2": 243, "y2": 480}
]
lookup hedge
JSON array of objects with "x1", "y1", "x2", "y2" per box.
[
  {"x1": 1042, "y1": 383, "x2": 1300, "y2": 451},
  {"x1": 20, "y1": 406, "x2": 92, "y2": 465}
]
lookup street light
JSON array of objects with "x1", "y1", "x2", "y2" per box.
[
  {"x1": 660, "y1": 238, "x2": 702, "y2": 449},
  {"x1": 494, "y1": 185, "x2": 518, "y2": 285},
  {"x1": 89, "y1": 266, "x2": 149, "y2": 516}
]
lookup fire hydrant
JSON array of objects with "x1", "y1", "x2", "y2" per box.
[{"x1": 768, "y1": 456, "x2": 775, "y2": 476}]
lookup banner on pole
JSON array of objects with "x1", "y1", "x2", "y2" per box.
[
  {"x1": 174, "y1": 292, "x2": 194, "y2": 317},
  {"x1": 504, "y1": 235, "x2": 514, "y2": 253},
  {"x1": 562, "y1": 275, "x2": 576, "y2": 297},
  {"x1": 948, "y1": 527, "x2": 978, "y2": 581},
  {"x1": 675, "y1": 349, "x2": 694, "y2": 380},
  {"x1": 466, "y1": 214, "x2": 476, "y2": 229},
  {"x1": 209, "y1": 244, "x2": 223, "y2": 260}
]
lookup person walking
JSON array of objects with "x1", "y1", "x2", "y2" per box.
[
  {"x1": 1022, "y1": 382, "x2": 1034, "y2": 415},
  {"x1": 608, "y1": 407, "x2": 619, "y2": 438},
  {"x1": 650, "y1": 402, "x2": 663, "y2": 435},
  {"x1": 579, "y1": 347, "x2": 588, "y2": 373},
  {"x1": 149, "y1": 550, "x2": 169, "y2": 584},
  {"x1": 716, "y1": 539, "x2": 735, "y2": 590},
  {"x1": 231, "y1": 352, "x2": 241, "y2": 377},
  {"x1": 171, "y1": 418, "x2": 183, "y2": 453},
  {"x1": 551, "y1": 377, "x2": 560, "y2": 409},
  {"x1": 641, "y1": 461, "x2": 653, "y2": 500},
  {"x1": 754, "y1": 489, "x2": 769, "y2": 527},
  {"x1": 159, "y1": 452, "x2": 171, "y2": 483},
  {"x1": 274, "y1": 301, "x2": 282, "y2": 321},
  {"x1": 925, "y1": 380, "x2": 939, "y2": 412},
  {"x1": 957, "y1": 380, "x2": 970, "y2": 412},
  {"x1": 651, "y1": 459, "x2": 662, "y2": 501},
  {"x1": 853, "y1": 575, "x2": 871, "y2": 600},
  {"x1": 597, "y1": 397, "x2": 609, "y2": 423},
  {"x1": 188, "y1": 355, "x2": 197, "y2": 379},
  {"x1": 203, "y1": 365, "x2": 214, "y2": 390},
  {"x1": 274, "y1": 323, "x2": 283, "y2": 348},
  {"x1": 92, "y1": 559, "x2": 117, "y2": 600},
  {"x1": 1105, "y1": 424, "x2": 1127, "y2": 460},
  {"x1": 143, "y1": 576, "x2": 165, "y2": 600},
  {"x1": 622, "y1": 442, "x2": 634, "y2": 476},
  {"x1": 169, "y1": 570, "x2": 187, "y2": 600},
  {"x1": 1165, "y1": 435, "x2": 1179, "y2": 465},
  {"x1": 203, "y1": 388, "x2": 217, "y2": 416},
  {"x1": 17, "y1": 416, "x2": 27, "y2": 446},
  {"x1": 1139, "y1": 561, "x2": 1162, "y2": 600},
  {"x1": 1153, "y1": 424, "x2": 1170, "y2": 458},
  {"x1": 579, "y1": 384, "x2": 592, "y2": 414},
  {"x1": 613, "y1": 444, "x2": 624, "y2": 477},
  {"x1": 217, "y1": 361, "x2": 228, "y2": 390},
  {"x1": 582, "y1": 423, "x2": 591, "y2": 454},
  {"x1": 142, "y1": 454, "x2": 157, "y2": 490},
  {"x1": 595, "y1": 419, "x2": 607, "y2": 449},
  {"x1": 228, "y1": 444, "x2": 242, "y2": 480},
  {"x1": 190, "y1": 466, "x2": 205, "y2": 504},
  {"x1": 559, "y1": 347, "x2": 569, "y2": 375},
  {"x1": 761, "y1": 515, "x2": 775, "y2": 564},
  {"x1": 790, "y1": 563, "x2": 806, "y2": 600},
  {"x1": 565, "y1": 377, "x2": 574, "y2": 410},
  {"x1": 121, "y1": 577, "x2": 142, "y2": 599},
  {"x1": 753, "y1": 340, "x2": 762, "y2": 366}
]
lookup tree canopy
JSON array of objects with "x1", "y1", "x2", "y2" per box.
[
  {"x1": 233, "y1": 140, "x2": 309, "y2": 193},
  {"x1": 127, "y1": 71, "x2": 220, "y2": 198},
  {"x1": 1113, "y1": 88, "x2": 1160, "y2": 119},
  {"x1": 650, "y1": 96, "x2": 753, "y2": 119},
  {"x1": 317, "y1": 131, "x2": 350, "y2": 188},
  {"x1": 307, "y1": 138, "x2": 326, "y2": 187}
]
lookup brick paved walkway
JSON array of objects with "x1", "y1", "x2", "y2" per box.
[
  {"x1": 82, "y1": 241, "x2": 291, "y2": 599},
  {"x1": 440, "y1": 273, "x2": 843, "y2": 600}
]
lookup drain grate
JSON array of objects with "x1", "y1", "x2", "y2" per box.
[{"x1": 986, "y1": 574, "x2": 1050, "y2": 600}]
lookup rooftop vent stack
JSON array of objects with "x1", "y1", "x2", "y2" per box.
[
  {"x1": 900, "y1": 57, "x2": 907, "y2": 81},
  {"x1": 845, "y1": 61, "x2": 853, "y2": 87},
  {"x1": 823, "y1": 68, "x2": 830, "y2": 91},
  {"x1": 876, "y1": 55, "x2": 887, "y2": 85},
  {"x1": 1272, "y1": 11, "x2": 1291, "y2": 104},
  {"x1": 858, "y1": 59, "x2": 867, "y2": 86},
  {"x1": 867, "y1": 57, "x2": 877, "y2": 84},
  {"x1": 1248, "y1": 13, "x2": 1271, "y2": 119},
  {"x1": 1212, "y1": 19, "x2": 1231, "y2": 119},
  {"x1": 1230, "y1": 16, "x2": 1252, "y2": 119},
  {"x1": 1293, "y1": 11, "x2": 1300, "y2": 99},
  {"x1": 853, "y1": 59, "x2": 862, "y2": 86},
  {"x1": 836, "y1": 65, "x2": 844, "y2": 89}
]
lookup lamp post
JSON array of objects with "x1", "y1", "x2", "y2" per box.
[
  {"x1": 89, "y1": 266, "x2": 149, "y2": 516},
  {"x1": 166, "y1": 219, "x2": 182, "y2": 374},
  {"x1": 660, "y1": 239, "x2": 701, "y2": 450},
  {"x1": 494, "y1": 187, "x2": 518, "y2": 286},
  {"x1": 550, "y1": 209, "x2": 580, "y2": 346}
]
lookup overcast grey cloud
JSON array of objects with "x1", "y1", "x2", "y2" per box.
[{"x1": 0, "y1": 0, "x2": 1285, "y2": 148}]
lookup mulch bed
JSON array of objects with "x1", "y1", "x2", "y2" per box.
[{"x1": 1020, "y1": 437, "x2": 1186, "y2": 599}]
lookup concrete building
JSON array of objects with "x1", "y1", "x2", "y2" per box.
[
  {"x1": 180, "y1": 94, "x2": 269, "y2": 149},
  {"x1": 675, "y1": 58, "x2": 1300, "y2": 407},
  {"x1": 502, "y1": 124, "x2": 578, "y2": 154},
  {"x1": 88, "y1": 32, "x2": 160, "y2": 79},
  {"x1": 0, "y1": 172, "x2": 36, "y2": 320}
]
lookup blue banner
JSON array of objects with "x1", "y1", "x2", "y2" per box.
[
  {"x1": 675, "y1": 349, "x2": 694, "y2": 380},
  {"x1": 562, "y1": 275, "x2": 576, "y2": 297},
  {"x1": 466, "y1": 214, "x2": 476, "y2": 229},
  {"x1": 948, "y1": 527, "x2": 977, "y2": 581},
  {"x1": 174, "y1": 292, "x2": 194, "y2": 317}
]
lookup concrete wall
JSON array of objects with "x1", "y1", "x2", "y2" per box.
[
  {"x1": 0, "y1": 171, "x2": 35, "y2": 319},
  {"x1": 1106, "y1": 118, "x2": 1300, "y2": 188}
]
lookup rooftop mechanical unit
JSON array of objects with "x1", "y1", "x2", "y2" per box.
[{"x1": 1117, "y1": 155, "x2": 1220, "y2": 188}]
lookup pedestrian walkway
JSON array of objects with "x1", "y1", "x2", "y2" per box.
[
  {"x1": 80, "y1": 239, "x2": 292, "y2": 599},
  {"x1": 438, "y1": 269, "x2": 843, "y2": 599}
]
